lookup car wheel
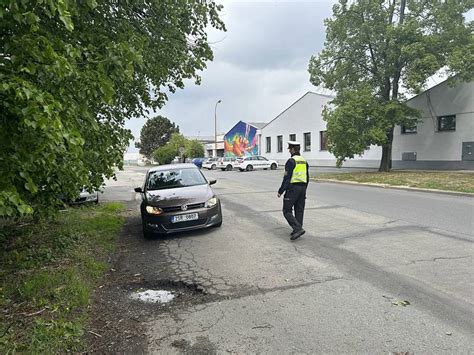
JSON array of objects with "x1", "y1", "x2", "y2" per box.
[
  {"x1": 271, "y1": 163, "x2": 277, "y2": 170},
  {"x1": 211, "y1": 164, "x2": 216, "y2": 170},
  {"x1": 226, "y1": 164, "x2": 232, "y2": 171},
  {"x1": 214, "y1": 204, "x2": 223, "y2": 227},
  {"x1": 246, "y1": 164, "x2": 253, "y2": 172}
]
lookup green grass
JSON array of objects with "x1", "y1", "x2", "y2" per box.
[
  {"x1": 0, "y1": 202, "x2": 125, "y2": 353},
  {"x1": 314, "y1": 171, "x2": 474, "y2": 193}
]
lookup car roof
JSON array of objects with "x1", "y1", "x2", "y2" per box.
[{"x1": 147, "y1": 163, "x2": 198, "y2": 172}]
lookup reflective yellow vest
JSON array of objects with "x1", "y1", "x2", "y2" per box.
[{"x1": 290, "y1": 155, "x2": 308, "y2": 184}]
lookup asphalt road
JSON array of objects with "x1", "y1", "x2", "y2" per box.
[{"x1": 100, "y1": 165, "x2": 473, "y2": 353}]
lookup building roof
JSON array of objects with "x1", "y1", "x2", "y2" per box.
[
  {"x1": 186, "y1": 135, "x2": 224, "y2": 143},
  {"x1": 405, "y1": 77, "x2": 452, "y2": 103},
  {"x1": 262, "y1": 91, "x2": 335, "y2": 129},
  {"x1": 247, "y1": 122, "x2": 267, "y2": 129},
  {"x1": 224, "y1": 120, "x2": 266, "y2": 137}
]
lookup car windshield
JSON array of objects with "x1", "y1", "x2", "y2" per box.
[{"x1": 146, "y1": 168, "x2": 207, "y2": 190}]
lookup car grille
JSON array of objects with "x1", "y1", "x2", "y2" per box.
[
  {"x1": 161, "y1": 202, "x2": 205, "y2": 213},
  {"x1": 163, "y1": 218, "x2": 207, "y2": 230}
]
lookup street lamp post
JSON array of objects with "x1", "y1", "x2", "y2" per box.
[{"x1": 214, "y1": 99, "x2": 221, "y2": 157}]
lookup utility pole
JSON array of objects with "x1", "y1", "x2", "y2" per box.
[{"x1": 214, "y1": 100, "x2": 221, "y2": 157}]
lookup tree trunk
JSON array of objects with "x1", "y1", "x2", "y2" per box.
[{"x1": 379, "y1": 127, "x2": 394, "y2": 172}]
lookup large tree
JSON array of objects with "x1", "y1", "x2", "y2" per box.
[
  {"x1": 309, "y1": 0, "x2": 473, "y2": 171},
  {"x1": 137, "y1": 116, "x2": 180, "y2": 159},
  {"x1": 1, "y1": 1, "x2": 225, "y2": 216}
]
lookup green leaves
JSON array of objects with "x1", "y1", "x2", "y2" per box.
[
  {"x1": 152, "y1": 133, "x2": 203, "y2": 164},
  {"x1": 138, "y1": 116, "x2": 180, "y2": 159},
  {"x1": 86, "y1": 0, "x2": 98, "y2": 10},
  {"x1": 1, "y1": 1, "x2": 225, "y2": 217}
]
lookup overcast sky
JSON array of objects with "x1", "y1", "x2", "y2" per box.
[{"x1": 125, "y1": 0, "x2": 336, "y2": 152}]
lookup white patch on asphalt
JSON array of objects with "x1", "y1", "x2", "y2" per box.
[{"x1": 130, "y1": 290, "x2": 175, "y2": 303}]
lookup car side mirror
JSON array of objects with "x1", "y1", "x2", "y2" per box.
[
  {"x1": 134, "y1": 187, "x2": 143, "y2": 193},
  {"x1": 209, "y1": 179, "x2": 217, "y2": 185}
]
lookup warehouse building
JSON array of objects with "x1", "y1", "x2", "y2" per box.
[
  {"x1": 260, "y1": 92, "x2": 381, "y2": 167},
  {"x1": 392, "y1": 79, "x2": 474, "y2": 170},
  {"x1": 260, "y1": 79, "x2": 473, "y2": 170}
]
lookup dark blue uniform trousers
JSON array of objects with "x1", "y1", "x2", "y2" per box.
[{"x1": 283, "y1": 184, "x2": 307, "y2": 233}]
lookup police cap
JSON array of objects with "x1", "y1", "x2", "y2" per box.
[{"x1": 287, "y1": 140, "x2": 301, "y2": 148}]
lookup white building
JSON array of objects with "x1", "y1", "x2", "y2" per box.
[
  {"x1": 185, "y1": 134, "x2": 224, "y2": 158},
  {"x1": 123, "y1": 152, "x2": 147, "y2": 166},
  {"x1": 260, "y1": 92, "x2": 382, "y2": 167},
  {"x1": 260, "y1": 80, "x2": 473, "y2": 170},
  {"x1": 392, "y1": 79, "x2": 474, "y2": 170}
]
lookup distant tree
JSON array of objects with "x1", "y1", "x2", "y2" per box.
[
  {"x1": 137, "y1": 116, "x2": 180, "y2": 159},
  {"x1": 187, "y1": 140, "x2": 205, "y2": 159},
  {"x1": 153, "y1": 134, "x2": 204, "y2": 164},
  {"x1": 0, "y1": 1, "x2": 225, "y2": 217},
  {"x1": 309, "y1": 0, "x2": 473, "y2": 171},
  {"x1": 153, "y1": 143, "x2": 176, "y2": 165}
]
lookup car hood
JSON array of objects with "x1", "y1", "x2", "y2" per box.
[{"x1": 145, "y1": 184, "x2": 214, "y2": 207}]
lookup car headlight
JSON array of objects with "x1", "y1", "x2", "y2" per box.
[
  {"x1": 205, "y1": 197, "x2": 218, "y2": 208},
  {"x1": 145, "y1": 206, "x2": 163, "y2": 215}
]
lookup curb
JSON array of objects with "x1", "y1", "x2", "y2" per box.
[{"x1": 314, "y1": 179, "x2": 474, "y2": 197}]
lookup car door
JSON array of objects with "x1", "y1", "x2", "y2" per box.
[
  {"x1": 258, "y1": 156, "x2": 270, "y2": 169},
  {"x1": 251, "y1": 156, "x2": 261, "y2": 169},
  {"x1": 244, "y1": 156, "x2": 253, "y2": 170}
]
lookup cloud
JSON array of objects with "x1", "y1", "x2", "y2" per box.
[
  {"x1": 209, "y1": 1, "x2": 333, "y2": 70},
  {"x1": 125, "y1": 0, "x2": 336, "y2": 152}
]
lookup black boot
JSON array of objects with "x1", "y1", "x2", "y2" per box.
[{"x1": 290, "y1": 229, "x2": 305, "y2": 240}]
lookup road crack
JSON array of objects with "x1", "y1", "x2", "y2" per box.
[{"x1": 406, "y1": 255, "x2": 471, "y2": 265}]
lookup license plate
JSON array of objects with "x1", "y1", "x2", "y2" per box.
[{"x1": 171, "y1": 213, "x2": 199, "y2": 223}]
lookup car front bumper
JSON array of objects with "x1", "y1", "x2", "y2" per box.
[
  {"x1": 142, "y1": 203, "x2": 222, "y2": 235},
  {"x1": 70, "y1": 192, "x2": 99, "y2": 204}
]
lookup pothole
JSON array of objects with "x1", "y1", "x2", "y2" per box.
[
  {"x1": 124, "y1": 279, "x2": 223, "y2": 308},
  {"x1": 130, "y1": 289, "x2": 175, "y2": 304}
]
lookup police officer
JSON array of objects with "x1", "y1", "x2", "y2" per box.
[{"x1": 277, "y1": 141, "x2": 309, "y2": 240}]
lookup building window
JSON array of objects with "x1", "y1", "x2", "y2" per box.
[
  {"x1": 401, "y1": 125, "x2": 417, "y2": 134},
  {"x1": 266, "y1": 137, "x2": 271, "y2": 153},
  {"x1": 289, "y1": 134, "x2": 296, "y2": 141},
  {"x1": 438, "y1": 115, "x2": 456, "y2": 131},
  {"x1": 320, "y1": 131, "x2": 328, "y2": 151},
  {"x1": 304, "y1": 132, "x2": 311, "y2": 151},
  {"x1": 277, "y1": 135, "x2": 283, "y2": 152}
]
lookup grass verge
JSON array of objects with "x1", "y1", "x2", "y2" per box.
[
  {"x1": 314, "y1": 171, "x2": 474, "y2": 193},
  {"x1": 0, "y1": 202, "x2": 125, "y2": 353}
]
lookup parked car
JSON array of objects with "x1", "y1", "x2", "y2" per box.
[
  {"x1": 217, "y1": 157, "x2": 237, "y2": 171},
  {"x1": 61, "y1": 187, "x2": 99, "y2": 205},
  {"x1": 192, "y1": 157, "x2": 206, "y2": 169},
  {"x1": 134, "y1": 164, "x2": 222, "y2": 238},
  {"x1": 202, "y1": 157, "x2": 219, "y2": 170},
  {"x1": 234, "y1": 155, "x2": 278, "y2": 172}
]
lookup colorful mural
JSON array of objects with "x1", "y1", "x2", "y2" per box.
[{"x1": 224, "y1": 121, "x2": 259, "y2": 157}]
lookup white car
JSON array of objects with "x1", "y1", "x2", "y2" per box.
[
  {"x1": 66, "y1": 187, "x2": 99, "y2": 205},
  {"x1": 217, "y1": 157, "x2": 237, "y2": 171},
  {"x1": 234, "y1": 155, "x2": 278, "y2": 172},
  {"x1": 202, "y1": 157, "x2": 219, "y2": 170}
]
